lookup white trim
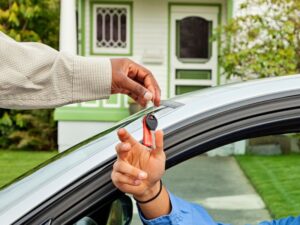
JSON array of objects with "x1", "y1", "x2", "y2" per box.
[
  {"x1": 172, "y1": 63, "x2": 216, "y2": 69},
  {"x1": 170, "y1": 5, "x2": 219, "y2": 97},
  {"x1": 81, "y1": 100, "x2": 100, "y2": 108},
  {"x1": 103, "y1": 94, "x2": 122, "y2": 108},
  {"x1": 171, "y1": 6, "x2": 219, "y2": 14},
  {"x1": 174, "y1": 79, "x2": 213, "y2": 86},
  {"x1": 92, "y1": 4, "x2": 131, "y2": 54},
  {"x1": 65, "y1": 103, "x2": 79, "y2": 107},
  {"x1": 172, "y1": 12, "x2": 218, "y2": 21},
  {"x1": 59, "y1": 0, "x2": 77, "y2": 54},
  {"x1": 123, "y1": 95, "x2": 129, "y2": 108}
]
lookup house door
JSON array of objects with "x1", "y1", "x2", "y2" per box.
[{"x1": 170, "y1": 5, "x2": 219, "y2": 96}]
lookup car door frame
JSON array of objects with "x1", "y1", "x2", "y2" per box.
[{"x1": 13, "y1": 91, "x2": 300, "y2": 225}]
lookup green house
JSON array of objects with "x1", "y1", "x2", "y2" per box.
[{"x1": 55, "y1": 0, "x2": 235, "y2": 151}]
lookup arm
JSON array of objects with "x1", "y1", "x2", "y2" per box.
[
  {"x1": 0, "y1": 32, "x2": 110, "y2": 109},
  {"x1": 111, "y1": 129, "x2": 300, "y2": 225},
  {"x1": 111, "y1": 129, "x2": 221, "y2": 225},
  {"x1": 0, "y1": 32, "x2": 160, "y2": 109},
  {"x1": 138, "y1": 191, "x2": 223, "y2": 225}
]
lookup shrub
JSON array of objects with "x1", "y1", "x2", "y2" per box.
[
  {"x1": 0, "y1": 0, "x2": 59, "y2": 150},
  {"x1": 215, "y1": 0, "x2": 300, "y2": 79}
]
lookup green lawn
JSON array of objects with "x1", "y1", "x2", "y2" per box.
[
  {"x1": 0, "y1": 150, "x2": 57, "y2": 188},
  {"x1": 236, "y1": 155, "x2": 300, "y2": 219}
]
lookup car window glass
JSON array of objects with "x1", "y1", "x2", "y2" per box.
[
  {"x1": 0, "y1": 105, "x2": 172, "y2": 215},
  {"x1": 160, "y1": 133, "x2": 300, "y2": 225},
  {"x1": 73, "y1": 195, "x2": 132, "y2": 225}
]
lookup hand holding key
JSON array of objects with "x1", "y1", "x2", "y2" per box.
[{"x1": 111, "y1": 128, "x2": 165, "y2": 199}]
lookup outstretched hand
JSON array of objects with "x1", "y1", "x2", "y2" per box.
[
  {"x1": 111, "y1": 128, "x2": 165, "y2": 199},
  {"x1": 110, "y1": 58, "x2": 161, "y2": 107}
]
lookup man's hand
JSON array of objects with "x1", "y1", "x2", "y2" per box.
[
  {"x1": 112, "y1": 128, "x2": 171, "y2": 220},
  {"x1": 110, "y1": 58, "x2": 161, "y2": 107},
  {"x1": 111, "y1": 128, "x2": 165, "y2": 200}
]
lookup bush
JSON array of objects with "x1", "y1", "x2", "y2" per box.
[
  {"x1": 0, "y1": 0, "x2": 59, "y2": 150},
  {"x1": 215, "y1": 0, "x2": 300, "y2": 79},
  {"x1": 0, "y1": 109, "x2": 57, "y2": 150}
]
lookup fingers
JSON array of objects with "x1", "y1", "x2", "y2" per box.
[
  {"x1": 117, "y1": 128, "x2": 139, "y2": 146},
  {"x1": 129, "y1": 61, "x2": 161, "y2": 107},
  {"x1": 154, "y1": 86, "x2": 161, "y2": 106},
  {"x1": 152, "y1": 130, "x2": 164, "y2": 155},
  {"x1": 128, "y1": 94, "x2": 138, "y2": 103},
  {"x1": 113, "y1": 129, "x2": 148, "y2": 188},
  {"x1": 124, "y1": 77, "x2": 151, "y2": 107},
  {"x1": 112, "y1": 159, "x2": 147, "y2": 190},
  {"x1": 115, "y1": 142, "x2": 131, "y2": 160},
  {"x1": 113, "y1": 160, "x2": 148, "y2": 180},
  {"x1": 111, "y1": 171, "x2": 142, "y2": 186},
  {"x1": 143, "y1": 74, "x2": 161, "y2": 107},
  {"x1": 111, "y1": 58, "x2": 161, "y2": 106}
]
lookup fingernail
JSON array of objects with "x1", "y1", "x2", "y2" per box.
[
  {"x1": 138, "y1": 171, "x2": 147, "y2": 179},
  {"x1": 144, "y1": 92, "x2": 153, "y2": 101},
  {"x1": 134, "y1": 180, "x2": 141, "y2": 185}
]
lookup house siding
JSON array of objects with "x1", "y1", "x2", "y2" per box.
[
  {"x1": 56, "y1": 0, "x2": 230, "y2": 151},
  {"x1": 82, "y1": 0, "x2": 228, "y2": 99}
]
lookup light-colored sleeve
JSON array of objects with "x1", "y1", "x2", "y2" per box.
[{"x1": 0, "y1": 32, "x2": 112, "y2": 109}]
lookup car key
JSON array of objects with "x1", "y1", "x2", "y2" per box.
[
  {"x1": 142, "y1": 114, "x2": 158, "y2": 149},
  {"x1": 146, "y1": 114, "x2": 158, "y2": 149}
]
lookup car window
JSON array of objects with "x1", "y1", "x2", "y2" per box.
[
  {"x1": 129, "y1": 133, "x2": 300, "y2": 225},
  {"x1": 72, "y1": 195, "x2": 132, "y2": 225},
  {"x1": 162, "y1": 133, "x2": 300, "y2": 225},
  {"x1": 0, "y1": 105, "x2": 165, "y2": 218}
]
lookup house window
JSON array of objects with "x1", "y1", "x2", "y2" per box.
[
  {"x1": 92, "y1": 3, "x2": 132, "y2": 55},
  {"x1": 176, "y1": 16, "x2": 212, "y2": 62}
]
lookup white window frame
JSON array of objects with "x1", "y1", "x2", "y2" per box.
[{"x1": 92, "y1": 3, "x2": 132, "y2": 55}]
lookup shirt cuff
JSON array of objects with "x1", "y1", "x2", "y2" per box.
[
  {"x1": 72, "y1": 55, "x2": 112, "y2": 102},
  {"x1": 137, "y1": 191, "x2": 184, "y2": 225}
]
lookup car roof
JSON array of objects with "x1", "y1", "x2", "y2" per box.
[
  {"x1": 159, "y1": 74, "x2": 300, "y2": 129},
  {"x1": 1, "y1": 74, "x2": 300, "y2": 224}
]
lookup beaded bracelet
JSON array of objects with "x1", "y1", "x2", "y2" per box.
[{"x1": 134, "y1": 180, "x2": 163, "y2": 204}]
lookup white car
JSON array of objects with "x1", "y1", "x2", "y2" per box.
[{"x1": 1, "y1": 75, "x2": 300, "y2": 225}]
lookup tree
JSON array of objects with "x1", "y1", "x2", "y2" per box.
[
  {"x1": 0, "y1": 0, "x2": 59, "y2": 48},
  {"x1": 0, "y1": 0, "x2": 59, "y2": 150},
  {"x1": 216, "y1": 0, "x2": 300, "y2": 80}
]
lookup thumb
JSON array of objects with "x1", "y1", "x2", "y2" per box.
[
  {"x1": 152, "y1": 130, "x2": 164, "y2": 156},
  {"x1": 123, "y1": 77, "x2": 153, "y2": 104}
]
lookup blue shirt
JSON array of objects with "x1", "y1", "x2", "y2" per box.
[{"x1": 139, "y1": 192, "x2": 300, "y2": 225}]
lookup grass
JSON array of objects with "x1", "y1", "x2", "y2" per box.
[
  {"x1": 0, "y1": 150, "x2": 57, "y2": 188},
  {"x1": 236, "y1": 154, "x2": 300, "y2": 219}
]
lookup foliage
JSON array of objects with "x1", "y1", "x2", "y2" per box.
[
  {"x1": 216, "y1": 0, "x2": 300, "y2": 79},
  {"x1": 0, "y1": 0, "x2": 59, "y2": 48},
  {"x1": 0, "y1": 109, "x2": 57, "y2": 150},
  {"x1": 0, "y1": 0, "x2": 59, "y2": 150}
]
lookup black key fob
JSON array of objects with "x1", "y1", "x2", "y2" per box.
[{"x1": 145, "y1": 114, "x2": 158, "y2": 131}]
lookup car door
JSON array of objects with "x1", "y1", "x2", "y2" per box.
[
  {"x1": 164, "y1": 92, "x2": 300, "y2": 168},
  {"x1": 13, "y1": 89, "x2": 300, "y2": 225}
]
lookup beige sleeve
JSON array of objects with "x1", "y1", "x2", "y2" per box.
[{"x1": 0, "y1": 32, "x2": 112, "y2": 109}]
